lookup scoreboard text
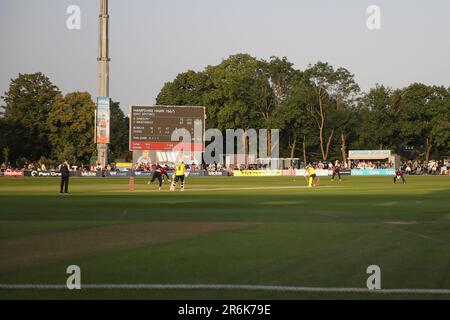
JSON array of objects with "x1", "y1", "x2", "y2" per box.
[{"x1": 130, "y1": 105, "x2": 205, "y2": 151}]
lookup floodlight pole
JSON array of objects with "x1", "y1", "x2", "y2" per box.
[{"x1": 97, "y1": 0, "x2": 110, "y2": 167}]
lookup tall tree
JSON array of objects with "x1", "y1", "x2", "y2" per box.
[
  {"x1": 154, "y1": 55, "x2": 450, "y2": 163},
  {"x1": 0, "y1": 117, "x2": 29, "y2": 165},
  {"x1": 207, "y1": 54, "x2": 273, "y2": 161},
  {"x1": 156, "y1": 70, "x2": 209, "y2": 106},
  {"x1": 428, "y1": 87, "x2": 450, "y2": 155},
  {"x1": 329, "y1": 67, "x2": 360, "y2": 162},
  {"x1": 303, "y1": 63, "x2": 360, "y2": 162},
  {"x1": 1, "y1": 72, "x2": 61, "y2": 161},
  {"x1": 397, "y1": 83, "x2": 449, "y2": 162},
  {"x1": 155, "y1": 54, "x2": 286, "y2": 161},
  {"x1": 108, "y1": 101, "x2": 130, "y2": 161},
  {"x1": 47, "y1": 92, "x2": 96, "y2": 164},
  {"x1": 274, "y1": 75, "x2": 316, "y2": 162},
  {"x1": 303, "y1": 62, "x2": 336, "y2": 161},
  {"x1": 205, "y1": 54, "x2": 265, "y2": 129},
  {"x1": 358, "y1": 85, "x2": 396, "y2": 150},
  {"x1": 266, "y1": 56, "x2": 295, "y2": 105}
]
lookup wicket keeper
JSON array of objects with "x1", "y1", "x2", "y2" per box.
[
  {"x1": 331, "y1": 164, "x2": 342, "y2": 181},
  {"x1": 160, "y1": 165, "x2": 171, "y2": 182},
  {"x1": 170, "y1": 161, "x2": 186, "y2": 191}
]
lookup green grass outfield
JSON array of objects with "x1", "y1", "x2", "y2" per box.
[{"x1": 0, "y1": 175, "x2": 449, "y2": 300}]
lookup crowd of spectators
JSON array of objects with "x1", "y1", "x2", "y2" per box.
[
  {"x1": 1, "y1": 159, "x2": 449, "y2": 175},
  {"x1": 400, "y1": 160, "x2": 449, "y2": 175},
  {"x1": 233, "y1": 158, "x2": 450, "y2": 175},
  {"x1": 349, "y1": 160, "x2": 394, "y2": 169},
  {"x1": 310, "y1": 159, "x2": 449, "y2": 174},
  {"x1": 133, "y1": 161, "x2": 196, "y2": 172},
  {"x1": 0, "y1": 161, "x2": 56, "y2": 172},
  {"x1": 0, "y1": 162, "x2": 11, "y2": 171},
  {"x1": 312, "y1": 161, "x2": 345, "y2": 170},
  {"x1": 236, "y1": 160, "x2": 340, "y2": 170},
  {"x1": 205, "y1": 162, "x2": 224, "y2": 172},
  {"x1": 132, "y1": 160, "x2": 226, "y2": 172},
  {"x1": 0, "y1": 161, "x2": 114, "y2": 174}
]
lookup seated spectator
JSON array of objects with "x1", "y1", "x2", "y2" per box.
[{"x1": 405, "y1": 165, "x2": 411, "y2": 174}]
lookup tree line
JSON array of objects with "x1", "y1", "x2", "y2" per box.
[
  {"x1": 0, "y1": 72, "x2": 129, "y2": 167},
  {"x1": 1, "y1": 54, "x2": 449, "y2": 166},
  {"x1": 157, "y1": 54, "x2": 449, "y2": 164}
]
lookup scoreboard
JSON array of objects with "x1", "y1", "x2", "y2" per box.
[{"x1": 129, "y1": 105, "x2": 205, "y2": 151}]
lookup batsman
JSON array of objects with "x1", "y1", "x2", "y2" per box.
[
  {"x1": 170, "y1": 161, "x2": 186, "y2": 192},
  {"x1": 306, "y1": 165, "x2": 317, "y2": 188}
]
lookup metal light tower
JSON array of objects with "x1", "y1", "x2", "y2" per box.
[{"x1": 97, "y1": 0, "x2": 110, "y2": 167}]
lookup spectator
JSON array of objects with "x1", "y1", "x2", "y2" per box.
[{"x1": 405, "y1": 165, "x2": 411, "y2": 175}]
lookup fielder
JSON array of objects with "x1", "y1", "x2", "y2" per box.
[
  {"x1": 393, "y1": 168, "x2": 406, "y2": 184},
  {"x1": 148, "y1": 164, "x2": 165, "y2": 191}
]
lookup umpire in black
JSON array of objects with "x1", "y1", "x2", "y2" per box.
[{"x1": 60, "y1": 160, "x2": 70, "y2": 194}]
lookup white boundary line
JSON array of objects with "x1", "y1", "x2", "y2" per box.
[{"x1": 1, "y1": 284, "x2": 450, "y2": 294}]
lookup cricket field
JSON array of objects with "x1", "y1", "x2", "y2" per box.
[{"x1": 0, "y1": 176, "x2": 449, "y2": 299}]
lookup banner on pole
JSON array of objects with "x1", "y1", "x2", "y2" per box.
[{"x1": 96, "y1": 97, "x2": 110, "y2": 144}]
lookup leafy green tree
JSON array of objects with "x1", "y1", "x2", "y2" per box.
[
  {"x1": 358, "y1": 85, "x2": 396, "y2": 150},
  {"x1": 1, "y1": 146, "x2": 9, "y2": 164},
  {"x1": 397, "y1": 83, "x2": 450, "y2": 162},
  {"x1": 156, "y1": 70, "x2": 209, "y2": 106},
  {"x1": 156, "y1": 70, "x2": 216, "y2": 128},
  {"x1": 108, "y1": 101, "x2": 130, "y2": 161},
  {"x1": 157, "y1": 54, "x2": 281, "y2": 160},
  {"x1": 266, "y1": 56, "x2": 295, "y2": 105},
  {"x1": 329, "y1": 67, "x2": 360, "y2": 162},
  {"x1": 274, "y1": 75, "x2": 316, "y2": 162},
  {"x1": 300, "y1": 63, "x2": 361, "y2": 162},
  {"x1": 428, "y1": 87, "x2": 450, "y2": 155},
  {"x1": 303, "y1": 62, "x2": 338, "y2": 161},
  {"x1": 154, "y1": 55, "x2": 449, "y2": 163},
  {"x1": 47, "y1": 92, "x2": 96, "y2": 164},
  {"x1": 0, "y1": 119, "x2": 34, "y2": 166},
  {"x1": 207, "y1": 54, "x2": 276, "y2": 161},
  {"x1": 1, "y1": 72, "x2": 61, "y2": 161},
  {"x1": 204, "y1": 54, "x2": 266, "y2": 130}
]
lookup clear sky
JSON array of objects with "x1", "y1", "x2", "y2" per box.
[{"x1": 1, "y1": 0, "x2": 449, "y2": 112}]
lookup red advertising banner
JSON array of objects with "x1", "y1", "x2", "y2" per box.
[
  {"x1": 131, "y1": 141, "x2": 204, "y2": 151},
  {"x1": 3, "y1": 170, "x2": 24, "y2": 177}
]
